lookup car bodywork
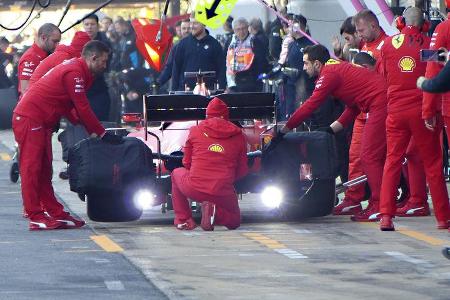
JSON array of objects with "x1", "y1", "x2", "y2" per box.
[{"x1": 73, "y1": 92, "x2": 337, "y2": 222}]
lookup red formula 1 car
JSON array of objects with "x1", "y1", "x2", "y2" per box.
[{"x1": 69, "y1": 92, "x2": 337, "y2": 222}]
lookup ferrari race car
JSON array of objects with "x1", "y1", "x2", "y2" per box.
[{"x1": 68, "y1": 92, "x2": 337, "y2": 222}]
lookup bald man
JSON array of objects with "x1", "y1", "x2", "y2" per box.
[
  {"x1": 17, "y1": 23, "x2": 61, "y2": 98},
  {"x1": 378, "y1": 7, "x2": 450, "y2": 231}
]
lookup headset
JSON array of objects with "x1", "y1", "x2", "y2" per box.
[{"x1": 395, "y1": 6, "x2": 431, "y2": 33}]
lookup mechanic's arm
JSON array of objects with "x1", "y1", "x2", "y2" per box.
[
  {"x1": 19, "y1": 80, "x2": 29, "y2": 95},
  {"x1": 418, "y1": 61, "x2": 450, "y2": 94},
  {"x1": 63, "y1": 72, "x2": 105, "y2": 136},
  {"x1": 235, "y1": 134, "x2": 249, "y2": 180},
  {"x1": 182, "y1": 132, "x2": 193, "y2": 169},
  {"x1": 64, "y1": 109, "x2": 80, "y2": 125},
  {"x1": 281, "y1": 72, "x2": 341, "y2": 133},
  {"x1": 336, "y1": 104, "x2": 360, "y2": 128}
]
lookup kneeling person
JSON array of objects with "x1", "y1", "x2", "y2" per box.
[{"x1": 171, "y1": 98, "x2": 249, "y2": 230}]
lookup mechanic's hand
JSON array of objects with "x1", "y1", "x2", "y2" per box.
[
  {"x1": 424, "y1": 116, "x2": 436, "y2": 132},
  {"x1": 264, "y1": 130, "x2": 285, "y2": 152},
  {"x1": 416, "y1": 76, "x2": 426, "y2": 90},
  {"x1": 53, "y1": 121, "x2": 60, "y2": 133},
  {"x1": 102, "y1": 132, "x2": 124, "y2": 145},
  {"x1": 331, "y1": 35, "x2": 342, "y2": 56},
  {"x1": 315, "y1": 126, "x2": 335, "y2": 135}
]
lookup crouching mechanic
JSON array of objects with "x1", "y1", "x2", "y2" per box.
[
  {"x1": 12, "y1": 41, "x2": 123, "y2": 231},
  {"x1": 280, "y1": 44, "x2": 388, "y2": 222},
  {"x1": 171, "y1": 97, "x2": 249, "y2": 231}
]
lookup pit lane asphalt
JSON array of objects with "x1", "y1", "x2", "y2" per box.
[{"x1": 1, "y1": 128, "x2": 450, "y2": 300}]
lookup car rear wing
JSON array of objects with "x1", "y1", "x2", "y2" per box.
[{"x1": 143, "y1": 92, "x2": 276, "y2": 123}]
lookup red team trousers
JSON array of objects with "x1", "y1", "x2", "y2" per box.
[
  {"x1": 171, "y1": 168, "x2": 241, "y2": 229},
  {"x1": 380, "y1": 108, "x2": 450, "y2": 222},
  {"x1": 360, "y1": 107, "x2": 387, "y2": 207},
  {"x1": 12, "y1": 114, "x2": 65, "y2": 220},
  {"x1": 345, "y1": 117, "x2": 367, "y2": 202}
]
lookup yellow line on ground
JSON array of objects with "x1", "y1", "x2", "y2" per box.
[
  {"x1": 0, "y1": 153, "x2": 11, "y2": 161},
  {"x1": 360, "y1": 222, "x2": 449, "y2": 246},
  {"x1": 90, "y1": 235, "x2": 124, "y2": 252},
  {"x1": 265, "y1": 243, "x2": 286, "y2": 249},
  {"x1": 397, "y1": 229, "x2": 448, "y2": 246},
  {"x1": 244, "y1": 233, "x2": 287, "y2": 249}
]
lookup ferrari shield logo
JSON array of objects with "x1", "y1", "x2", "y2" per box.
[
  {"x1": 208, "y1": 144, "x2": 224, "y2": 153},
  {"x1": 195, "y1": 0, "x2": 238, "y2": 29},
  {"x1": 392, "y1": 34, "x2": 405, "y2": 49}
]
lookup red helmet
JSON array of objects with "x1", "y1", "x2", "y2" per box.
[{"x1": 447, "y1": 0, "x2": 450, "y2": 9}]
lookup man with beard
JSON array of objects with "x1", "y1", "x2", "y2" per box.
[
  {"x1": 17, "y1": 23, "x2": 61, "y2": 98},
  {"x1": 172, "y1": 19, "x2": 226, "y2": 91}
]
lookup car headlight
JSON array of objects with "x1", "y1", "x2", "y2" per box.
[
  {"x1": 261, "y1": 186, "x2": 283, "y2": 208},
  {"x1": 133, "y1": 189, "x2": 155, "y2": 210}
]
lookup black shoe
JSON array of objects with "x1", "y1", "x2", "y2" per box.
[{"x1": 59, "y1": 168, "x2": 69, "y2": 180}]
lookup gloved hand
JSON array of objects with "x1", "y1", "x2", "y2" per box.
[
  {"x1": 53, "y1": 121, "x2": 60, "y2": 133},
  {"x1": 264, "y1": 131, "x2": 285, "y2": 153},
  {"x1": 416, "y1": 76, "x2": 426, "y2": 90},
  {"x1": 315, "y1": 126, "x2": 335, "y2": 135},
  {"x1": 101, "y1": 132, "x2": 124, "y2": 145}
]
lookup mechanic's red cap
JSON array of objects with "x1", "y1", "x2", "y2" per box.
[
  {"x1": 71, "y1": 31, "x2": 91, "y2": 56},
  {"x1": 206, "y1": 97, "x2": 229, "y2": 120}
]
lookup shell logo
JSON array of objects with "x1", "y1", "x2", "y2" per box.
[
  {"x1": 208, "y1": 144, "x2": 224, "y2": 153},
  {"x1": 325, "y1": 58, "x2": 341, "y2": 65},
  {"x1": 398, "y1": 56, "x2": 416, "y2": 72}
]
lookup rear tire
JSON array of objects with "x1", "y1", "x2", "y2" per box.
[
  {"x1": 281, "y1": 178, "x2": 336, "y2": 220},
  {"x1": 87, "y1": 191, "x2": 143, "y2": 222}
]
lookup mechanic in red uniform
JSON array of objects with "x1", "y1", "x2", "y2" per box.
[
  {"x1": 423, "y1": 0, "x2": 450, "y2": 152},
  {"x1": 171, "y1": 97, "x2": 248, "y2": 231},
  {"x1": 29, "y1": 31, "x2": 91, "y2": 86},
  {"x1": 280, "y1": 44, "x2": 388, "y2": 222},
  {"x1": 378, "y1": 7, "x2": 450, "y2": 231},
  {"x1": 332, "y1": 17, "x2": 367, "y2": 215},
  {"x1": 354, "y1": 9, "x2": 429, "y2": 217},
  {"x1": 13, "y1": 41, "x2": 123, "y2": 231},
  {"x1": 17, "y1": 23, "x2": 61, "y2": 98}
]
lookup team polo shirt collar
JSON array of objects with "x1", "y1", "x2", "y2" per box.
[{"x1": 31, "y1": 43, "x2": 48, "y2": 60}]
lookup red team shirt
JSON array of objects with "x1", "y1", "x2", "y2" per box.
[
  {"x1": 14, "y1": 57, "x2": 105, "y2": 136},
  {"x1": 29, "y1": 45, "x2": 80, "y2": 86},
  {"x1": 285, "y1": 59, "x2": 387, "y2": 129},
  {"x1": 379, "y1": 26, "x2": 430, "y2": 113},
  {"x1": 182, "y1": 117, "x2": 248, "y2": 196},
  {"x1": 17, "y1": 43, "x2": 48, "y2": 98}
]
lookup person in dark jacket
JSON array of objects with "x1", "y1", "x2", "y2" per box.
[
  {"x1": 157, "y1": 19, "x2": 191, "y2": 90},
  {"x1": 83, "y1": 14, "x2": 112, "y2": 121},
  {"x1": 283, "y1": 14, "x2": 314, "y2": 120},
  {"x1": 171, "y1": 97, "x2": 248, "y2": 231},
  {"x1": 0, "y1": 37, "x2": 13, "y2": 88},
  {"x1": 172, "y1": 19, "x2": 226, "y2": 91}
]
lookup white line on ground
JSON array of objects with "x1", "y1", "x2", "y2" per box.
[
  {"x1": 104, "y1": 280, "x2": 125, "y2": 291},
  {"x1": 274, "y1": 248, "x2": 308, "y2": 259},
  {"x1": 385, "y1": 251, "x2": 433, "y2": 267}
]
